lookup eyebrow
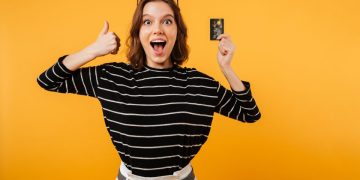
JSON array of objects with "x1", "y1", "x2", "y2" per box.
[{"x1": 142, "y1": 14, "x2": 175, "y2": 19}]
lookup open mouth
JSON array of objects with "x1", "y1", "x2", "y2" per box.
[{"x1": 150, "y1": 41, "x2": 167, "y2": 49}]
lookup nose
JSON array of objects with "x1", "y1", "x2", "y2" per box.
[{"x1": 153, "y1": 22, "x2": 164, "y2": 35}]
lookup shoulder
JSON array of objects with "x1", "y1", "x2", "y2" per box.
[{"x1": 97, "y1": 61, "x2": 135, "y2": 73}]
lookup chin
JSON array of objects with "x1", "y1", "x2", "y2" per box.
[
  {"x1": 151, "y1": 60, "x2": 168, "y2": 66},
  {"x1": 148, "y1": 55, "x2": 171, "y2": 66},
  {"x1": 153, "y1": 57, "x2": 167, "y2": 63}
]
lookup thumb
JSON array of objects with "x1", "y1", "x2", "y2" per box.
[{"x1": 99, "y1": 21, "x2": 109, "y2": 36}]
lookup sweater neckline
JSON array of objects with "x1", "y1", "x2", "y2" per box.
[{"x1": 144, "y1": 64, "x2": 177, "y2": 72}]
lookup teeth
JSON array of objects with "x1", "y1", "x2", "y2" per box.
[
  {"x1": 150, "y1": 40, "x2": 166, "y2": 48},
  {"x1": 151, "y1": 40, "x2": 166, "y2": 43}
]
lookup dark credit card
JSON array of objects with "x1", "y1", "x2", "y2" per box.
[{"x1": 210, "y1": 18, "x2": 224, "y2": 40}]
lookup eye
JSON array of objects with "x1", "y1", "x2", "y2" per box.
[
  {"x1": 143, "y1": 19, "x2": 151, "y2": 25},
  {"x1": 163, "y1": 19, "x2": 173, "y2": 25}
]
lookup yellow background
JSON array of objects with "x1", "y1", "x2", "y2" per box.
[{"x1": 1, "y1": 0, "x2": 360, "y2": 179}]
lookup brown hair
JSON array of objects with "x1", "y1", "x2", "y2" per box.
[{"x1": 126, "y1": 0, "x2": 189, "y2": 70}]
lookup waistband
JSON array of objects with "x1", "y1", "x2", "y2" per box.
[{"x1": 118, "y1": 161, "x2": 193, "y2": 180}]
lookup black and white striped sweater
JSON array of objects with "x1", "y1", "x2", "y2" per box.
[{"x1": 37, "y1": 55, "x2": 261, "y2": 177}]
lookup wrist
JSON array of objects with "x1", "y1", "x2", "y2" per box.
[
  {"x1": 220, "y1": 64, "x2": 232, "y2": 72},
  {"x1": 82, "y1": 44, "x2": 99, "y2": 60}
]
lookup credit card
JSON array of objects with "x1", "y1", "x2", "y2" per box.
[{"x1": 210, "y1": 18, "x2": 224, "y2": 40}]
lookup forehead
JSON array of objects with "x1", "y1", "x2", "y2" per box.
[{"x1": 142, "y1": 1, "x2": 174, "y2": 17}]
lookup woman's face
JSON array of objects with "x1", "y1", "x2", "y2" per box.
[{"x1": 139, "y1": 1, "x2": 177, "y2": 69}]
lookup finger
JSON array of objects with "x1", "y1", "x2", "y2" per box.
[
  {"x1": 216, "y1": 33, "x2": 230, "y2": 41},
  {"x1": 218, "y1": 39, "x2": 228, "y2": 47},
  {"x1": 218, "y1": 38, "x2": 229, "y2": 49},
  {"x1": 219, "y1": 45, "x2": 230, "y2": 55},
  {"x1": 110, "y1": 45, "x2": 118, "y2": 55},
  {"x1": 113, "y1": 32, "x2": 119, "y2": 38},
  {"x1": 220, "y1": 49, "x2": 228, "y2": 56},
  {"x1": 219, "y1": 37, "x2": 227, "y2": 44},
  {"x1": 223, "y1": 46, "x2": 231, "y2": 53},
  {"x1": 218, "y1": 46, "x2": 226, "y2": 55},
  {"x1": 218, "y1": 42, "x2": 222, "y2": 51},
  {"x1": 113, "y1": 40, "x2": 120, "y2": 51},
  {"x1": 219, "y1": 39, "x2": 235, "y2": 52},
  {"x1": 109, "y1": 36, "x2": 120, "y2": 46},
  {"x1": 111, "y1": 39, "x2": 120, "y2": 55},
  {"x1": 115, "y1": 35, "x2": 120, "y2": 42},
  {"x1": 219, "y1": 49, "x2": 227, "y2": 56},
  {"x1": 99, "y1": 20, "x2": 109, "y2": 36},
  {"x1": 112, "y1": 32, "x2": 120, "y2": 41},
  {"x1": 116, "y1": 37, "x2": 121, "y2": 48},
  {"x1": 218, "y1": 41, "x2": 228, "y2": 50},
  {"x1": 111, "y1": 45, "x2": 119, "y2": 54},
  {"x1": 107, "y1": 32, "x2": 119, "y2": 41},
  {"x1": 109, "y1": 32, "x2": 116, "y2": 37}
]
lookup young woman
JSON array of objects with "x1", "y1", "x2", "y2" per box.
[{"x1": 37, "y1": 0, "x2": 261, "y2": 179}]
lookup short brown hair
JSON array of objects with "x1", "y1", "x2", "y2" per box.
[{"x1": 126, "y1": 0, "x2": 189, "y2": 70}]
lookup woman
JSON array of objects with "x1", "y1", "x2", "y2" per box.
[{"x1": 37, "y1": 0, "x2": 261, "y2": 179}]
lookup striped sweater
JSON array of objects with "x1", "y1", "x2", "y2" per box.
[{"x1": 37, "y1": 55, "x2": 261, "y2": 177}]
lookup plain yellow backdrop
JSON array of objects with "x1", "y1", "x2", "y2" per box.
[{"x1": 1, "y1": 0, "x2": 360, "y2": 179}]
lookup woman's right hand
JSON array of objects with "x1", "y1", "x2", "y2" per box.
[
  {"x1": 85, "y1": 21, "x2": 120, "y2": 58},
  {"x1": 62, "y1": 21, "x2": 120, "y2": 71}
]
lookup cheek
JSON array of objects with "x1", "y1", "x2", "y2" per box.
[
  {"x1": 139, "y1": 28, "x2": 150, "y2": 46},
  {"x1": 167, "y1": 28, "x2": 178, "y2": 45},
  {"x1": 169, "y1": 35, "x2": 178, "y2": 49},
  {"x1": 171, "y1": 26, "x2": 178, "y2": 38}
]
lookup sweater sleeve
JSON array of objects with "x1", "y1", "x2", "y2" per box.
[
  {"x1": 214, "y1": 81, "x2": 261, "y2": 123},
  {"x1": 36, "y1": 55, "x2": 101, "y2": 97}
]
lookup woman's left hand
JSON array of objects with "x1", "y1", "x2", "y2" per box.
[{"x1": 217, "y1": 34, "x2": 236, "y2": 68}]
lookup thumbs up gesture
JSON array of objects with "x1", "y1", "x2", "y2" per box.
[{"x1": 86, "y1": 21, "x2": 120, "y2": 57}]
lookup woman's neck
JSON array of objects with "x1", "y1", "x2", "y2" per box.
[{"x1": 146, "y1": 59, "x2": 173, "y2": 70}]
